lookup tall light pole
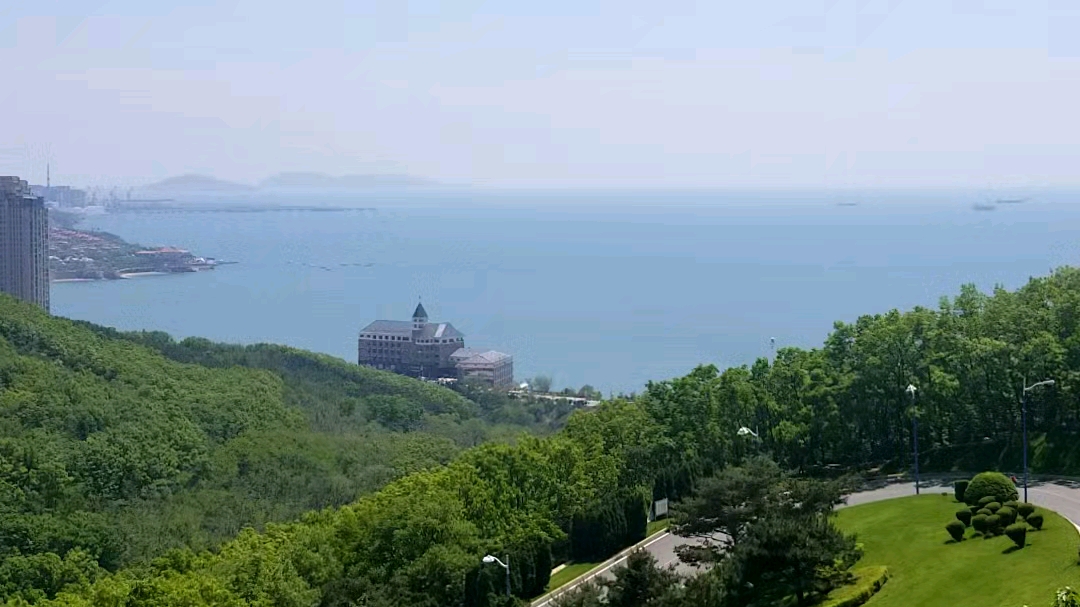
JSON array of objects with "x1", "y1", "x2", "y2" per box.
[
  {"x1": 1022, "y1": 379, "x2": 1056, "y2": 503},
  {"x1": 482, "y1": 554, "x2": 510, "y2": 597},
  {"x1": 906, "y1": 384, "x2": 919, "y2": 495}
]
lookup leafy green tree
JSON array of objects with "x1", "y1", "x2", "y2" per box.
[
  {"x1": 671, "y1": 457, "x2": 782, "y2": 554},
  {"x1": 722, "y1": 514, "x2": 860, "y2": 607},
  {"x1": 529, "y1": 376, "x2": 553, "y2": 393}
]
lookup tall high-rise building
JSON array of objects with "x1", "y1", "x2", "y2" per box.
[{"x1": 0, "y1": 176, "x2": 50, "y2": 311}]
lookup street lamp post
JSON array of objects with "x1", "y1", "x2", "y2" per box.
[
  {"x1": 906, "y1": 385, "x2": 919, "y2": 495},
  {"x1": 1022, "y1": 379, "x2": 1056, "y2": 503},
  {"x1": 482, "y1": 554, "x2": 510, "y2": 597}
]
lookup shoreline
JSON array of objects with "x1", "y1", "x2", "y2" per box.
[{"x1": 53, "y1": 272, "x2": 170, "y2": 283}]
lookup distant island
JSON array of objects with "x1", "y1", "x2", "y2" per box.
[
  {"x1": 259, "y1": 172, "x2": 440, "y2": 190},
  {"x1": 126, "y1": 171, "x2": 445, "y2": 199},
  {"x1": 132, "y1": 174, "x2": 257, "y2": 197}
]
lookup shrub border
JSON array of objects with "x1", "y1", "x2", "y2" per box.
[{"x1": 819, "y1": 566, "x2": 890, "y2": 607}]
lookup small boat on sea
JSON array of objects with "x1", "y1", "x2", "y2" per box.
[{"x1": 973, "y1": 203, "x2": 996, "y2": 211}]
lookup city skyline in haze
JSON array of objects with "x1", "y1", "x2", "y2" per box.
[{"x1": 3, "y1": 0, "x2": 1080, "y2": 189}]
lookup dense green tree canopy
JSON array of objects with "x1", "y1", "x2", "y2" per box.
[{"x1": 7, "y1": 267, "x2": 1080, "y2": 605}]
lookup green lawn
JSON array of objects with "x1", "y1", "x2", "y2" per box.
[
  {"x1": 547, "y1": 561, "x2": 602, "y2": 592},
  {"x1": 544, "y1": 519, "x2": 673, "y2": 595},
  {"x1": 835, "y1": 494, "x2": 1080, "y2": 607},
  {"x1": 646, "y1": 518, "x2": 671, "y2": 537}
]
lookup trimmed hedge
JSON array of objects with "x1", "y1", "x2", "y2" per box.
[
  {"x1": 977, "y1": 508, "x2": 993, "y2": 517},
  {"x1": 997, "y1": 506, "x2": 1017, "y2": 525},
  {"x1": 1018, "y1": 502, "x2": 1036, "y2": 518},
  {"x1": 986, "y1": 501, "x2": 1002, "y2": 513},
  {"x1": 971, "y1": 514, "x2": 989, "y2": 533},
  {"x1": 820, "y1": 566, "x2": 890, "y2": 607},
  {"x1": 954, "y1": 480, "x2": 970, "y2": 503},
  {"x1": 946, "y1": 520, "x2": 966, "y2": 542},
  {"x1": 1005, "y1": 523, "x2": 1028, "y2": 548},
  {"x1": 979, "y1": 496, "x2": 997, "y2": 506},
  {"x1": 985, "y1": 514, "x2": 1002, "y2": 535},
  {"x1": 1003, "y1": 500, "x2": 1019, "y2": 510},
  {"x1": 955, "y1": 509, "x2": 973, "y2": 527},
  {"x1": 1027, "y1": 512, "x2": 1044, "y2": 530},
  {"x1": 966, "y1": 472, "x2": 1019, "y2": 505}
]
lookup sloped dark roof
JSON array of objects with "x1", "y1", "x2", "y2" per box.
[
  {"x1": 359, "y1": 320, "x2": 465, "y2": 340},
  {"x1": 413, "y1": 302, "x2": 428, "y2": 319},
  {"x1": 360, "y1": 320, "x2": 413, "y2": 335},
  {"x1": 418, "y1": 323, "x2": 463, "y2": 340}
]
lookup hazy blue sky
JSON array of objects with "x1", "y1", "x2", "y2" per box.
[{"x1": 3, "y1": 0, "x2": 1080, "y2": 188}]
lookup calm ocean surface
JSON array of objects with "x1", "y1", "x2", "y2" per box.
[{"x1": 50, "y1": 190, "x2": 1080, "y2": 395}]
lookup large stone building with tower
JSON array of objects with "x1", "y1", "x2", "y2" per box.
[
  {"x1": 358, "y1": 302, "x2": 514, "y2": 387},
  {"x1": 0, "y1": 176, "x2": 49, "y2": 311}
]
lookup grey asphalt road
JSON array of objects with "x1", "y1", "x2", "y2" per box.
[{"x1": 532, "y1": 477, "x2": 1080, "y2": 606}]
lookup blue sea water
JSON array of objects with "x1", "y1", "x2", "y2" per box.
[{"x1": 50, "y1": 189, "x2": 1080, "y2": 395}]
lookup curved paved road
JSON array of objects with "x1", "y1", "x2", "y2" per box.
[{"x1": 533, "y1": 477, "x2": 1080, "y2": 606}]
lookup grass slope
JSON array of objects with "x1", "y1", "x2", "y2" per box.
[{"x1": 835, "y1": 494, "x2": 1079, "y2": 607}]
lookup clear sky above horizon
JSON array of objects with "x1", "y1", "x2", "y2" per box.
[{"x1": 3, "y1": 0, "x2": 1080, "y2": 189}]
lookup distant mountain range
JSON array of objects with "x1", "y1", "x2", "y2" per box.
[
  {"x1": 138, "y1": 174, "x2": 256, "y2": 194},
  {"x1": 134, "y1": 172, "x2": 442, "y2": 196},
  {"x1": 259, "y1": 172, "x2": 439, "y2": 190}
]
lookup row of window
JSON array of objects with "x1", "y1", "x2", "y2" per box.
[{"x1": 359, "y1": 333, "x2": 464, "y2": 345}]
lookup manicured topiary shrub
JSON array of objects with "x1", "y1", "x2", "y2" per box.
[
  {"x1": 1027, "y1": 512, "x2": 1044, "y2": 530},
  {"x1": 956, "y1": 509, "x2": 973, "y2": 527},
  {"x1": 987, "y1": 501, "x2": 1002, "y2": 513},
  {"x1": 1018, "y1": 503, "x2": 1036, "y2": 518},
  {"x1": 997, "y1": 506, "x2": 1017, "y2": 525},
  {"x1": 946, "y1": 520, "x2": 966, "y2": 542},
  {"x1": 971, "y1": 514, "x2": 989, "y2": 533},
  {"x1": 979, "y1": 496, "x2": 996, "y2": 507},
  {"x1": 1005, "y1": 523, "x2": 1028, "y2": 548},
  {"x1": 970, "y1": 504, "x2": 982, "y2": 515},
  {"x1": 954, "y1": 480, "x2": 970, "y2": 503},
  {"x1": 977, "y1": 508, "x2": 993, "y2": 517},
  {"x1": 966, "y1": 472, "x2": 1019, "y2": 505},
  {"x1": 1003, "y1": 500, "x2": 1019, "y2": 510},
  {"x1": 985, "y1": 514, "x2": 1002, "y2": 536}
]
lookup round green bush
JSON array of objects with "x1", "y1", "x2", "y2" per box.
[
  {"x1": 970, "y1": 504, "x2": 982, "y2": 515},
  {"x1": 954, "y1": 479, "x2": 970, "y2": 503},
  {"x1": 1005, "y1": 522, "x2": 1028, "y2": 548},
  {"x1": 985, "y1": 514, "x2": 1002, "y2": 535},
  {"x1": 977, "y1": 508, "x2": 993, "y2": 517},
  {"x1": 955, "y1": 509, "x2": 973, "y2": 527},
  {"x1": 978, "y1": 496, "x2": 996, "y2": 506},
  {"x1": 987, "y1": 501, "x2": 1002, "y2": 513},
  {"x1": 946, "y1": 520, "x2": 966, "y2": 542},
  {"x1": 966, "y1": 472, "x2": 1019, "y2": 505},
  {"x1": 971, "y1": 513, "x2": 989, "y2": 533},
  {"x1": 1027, "y1": 512, "x2": 1044, "y2": 530},
  {"x1": 1003, "y1": 500, "x2": 1019, "y2": 510},
  {"x1": 1018, "y1": 502, "x2": 1036, "y2": 518},
  {"x1": 997, "y1": 506, "x2": 1017, "y2": 525}
]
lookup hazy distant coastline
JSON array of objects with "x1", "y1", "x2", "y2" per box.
[{"x1": 128, "y1": 172, "x2": 451, "y2": 201}]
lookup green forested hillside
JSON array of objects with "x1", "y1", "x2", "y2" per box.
[
  {"x1": 0, "y1": 295, "x2": 572, "y2": 603},
  {"x1": 11, "y1": 268, "x2": 1080, "y2": 606}
]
